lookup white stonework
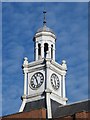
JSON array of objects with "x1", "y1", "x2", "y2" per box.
[
  {"x1": 19, "y1": 22, "x2": 68, "y2": 119},
  {"x1": 34, "y1": 31, "x2": 56, "y2": 61}
]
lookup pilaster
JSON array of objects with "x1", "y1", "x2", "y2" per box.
[{"x1": 23, "y1": 57, "x2": 28, "y2": 97}]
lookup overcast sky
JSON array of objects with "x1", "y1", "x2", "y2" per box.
[{"x1": 2, "y1": 2, "x2": 88, "y2": 116}]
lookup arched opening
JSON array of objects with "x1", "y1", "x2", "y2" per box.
[
  {"x1": 51, "y1": 44, "x2": 53, "y2": 59},
  {"x1": 44, "y1": 43, "x2": 48, "y2": 58},
  {"x1": 38, "y1": 43, "x2": 41, "y2": 59}
]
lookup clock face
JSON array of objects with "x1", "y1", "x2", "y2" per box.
[
  {"x1": 51, "y1": 73, "x2": 60, "y2": 90},
  {"x1": 30, "y1": 72, "x2": 44, "y2": 90}
]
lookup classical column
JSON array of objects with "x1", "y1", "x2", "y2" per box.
[
  {"x1": 41, "y1": 43, "x2": 44, "y2": 59},
  {"x1": 48, "y1": 44, "x2": 51, "y2": 59},
  {"x1": 53, "y1": 44, "x2": 55, "y2": 60},
  {"x1": 35, "y1": 42, "x2": 38, "y2": 60}
]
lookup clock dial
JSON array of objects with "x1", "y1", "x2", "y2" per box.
[
  {"x1": 51, "y1": 73, "x2": 60, "y2": 90},
  {"x1": 30, "y1": 72, "x2": 44, "y2": 90}
]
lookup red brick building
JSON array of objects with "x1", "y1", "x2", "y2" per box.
[{"x1": 1, "y1": 99, "x2": 89, "y2": 119}]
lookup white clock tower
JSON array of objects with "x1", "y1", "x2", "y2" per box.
[{"x1": 19, "y1": 11, "x2": 68, "y2": 118}]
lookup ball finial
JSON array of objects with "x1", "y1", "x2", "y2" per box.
[
  {"x1": 23, "y1": 57, "x2": 28, "y2": 65},
  {"x1": 24, "y1": 57, "x2": 28, "y2": 61},
  {"x1": 62, "y1": 60, "x2": 66, "y2": 64}
]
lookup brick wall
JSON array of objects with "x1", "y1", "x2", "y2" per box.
[
  {"x1": 75, "y1": 111, "x2": 88, "y2": 118},
  {"x1": 56, "y1": 111, "x2": 89, "y2": 120},
  {"x1": 2, "y1": 108, "x2": 46, "y2": 119},
  {"x1": 1, "y1": 109, "x2": 89, "y2": 119}
]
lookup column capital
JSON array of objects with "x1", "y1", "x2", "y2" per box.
[
  {"x1": 48, "y1": 44, "x2": 51, "y2": 48},
  {"x1": 41, "y1": 44, "x2": 44, "y2": 47}
]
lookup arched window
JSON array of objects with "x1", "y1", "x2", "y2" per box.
[
  {"x1": 51, "y1": 44, "x2": 53, "y2": 59},
  {"x1": 38, "y1": 43, "x2": 41, "y2": 56},
  {"x1": 44, "y1": 43, "x2": 48, "y2": 57}
]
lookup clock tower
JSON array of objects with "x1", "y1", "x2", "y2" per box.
[{"x1": 19, "y1": 11, "x2": 68, "y2": 118}]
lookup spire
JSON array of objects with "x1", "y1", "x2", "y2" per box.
[{"x1": 43, "y1": 10, "x2": 46, "y2": 26}]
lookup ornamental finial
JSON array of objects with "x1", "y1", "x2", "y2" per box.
[
  {"x1": 43, "y1": 10, "x2": 46, "y2": 26},
  {"x1": 23, "y1": 57, "x2": 28, "y2": 65}
]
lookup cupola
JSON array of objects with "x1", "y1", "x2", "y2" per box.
[{"x1": 33, "y1": 11, "x2": 56, "y2": 61}]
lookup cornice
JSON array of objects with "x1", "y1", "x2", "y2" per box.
[
  {"x1": 34, "y1": 31, "x2": 56, "y2": 40},
  {"x1": 23, "y1": 59, "x2": 45, "y2": 68},
  {"x1": 28, "y1": 66, "x2": 45, "y2": 73},
  {"x1": 49, "y1": 65, "x2": 66, "y2": 76},
  {"x1": 51, "y1": 92, "x2": 68, "y2": 102},
  {"x1": 50, "y1": 60, "x2": 67, "y2": 71}
]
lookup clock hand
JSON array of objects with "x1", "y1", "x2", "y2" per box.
[
  {"x1": 54, "y1": 79, "x2": 56, "y2": 86},
  {"x1": 34, "y1": 76, "x2": 38, "y2": 85},
  {"x1": 36, "y1": 78, "x2": 38, "y2": 85}
]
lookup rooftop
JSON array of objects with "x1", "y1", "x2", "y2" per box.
[
  {"x1": 1, "y1": 99, "x2": 89, "y2": 119},
  {"x1": 36, "y1": 25, "x2": 55, "y2": 35}
]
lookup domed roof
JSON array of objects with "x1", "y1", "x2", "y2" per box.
[{"x1": 36, "y1": 25, "x2": 55, "y2": 34}]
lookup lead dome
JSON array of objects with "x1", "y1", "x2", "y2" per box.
[{"x1": 36, "y1": 25, "x2": 55, "y2": 35}]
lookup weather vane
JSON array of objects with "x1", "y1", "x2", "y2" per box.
[{"x1": 43, "y1": 10, "x2": 46, "y2": 26}]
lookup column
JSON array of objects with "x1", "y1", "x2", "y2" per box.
[
  {"x1": 35, "y1": 42, "x2": 38, "y2": 60},
  {"x1": 41, "y1": 43, "x2": 44, "y2": 59},
  {"x1": 53, "y1": 44, "x2": 55, "y2": 60},
  {"x1": 48, "y1": 44, "x2": 51, "y2": 59}
]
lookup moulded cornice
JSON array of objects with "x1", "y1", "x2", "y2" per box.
[
  {"x1": 22, "y1": 93, "x2": 45, "y2": 102},
  {"x1": 36, "y1": 39, "x2": 55, "y2": 44},
  {"x1": 51, "y1": 60, "x2": 67, "y2": 71},
  {"x1": 26, "y1": 92, "x2": 43, "y2": 99},
  {"x1": 23, "y1": 59, "x2": 45, "y2": 68},
  {"x1": 44, "y1": 59, "x2": 67, "y2": 75},
  {"x1": 28, "y1": 66, "x2": 45, "y2": 73},
  {"x1": 51, "y1": 92, "x2": 68, "y2": 102},
  {"x1": 34, "y1": 31, "x2": 56, "y2": 40},
  {"x1": 23, "y1": 58, "x2": 67, "y2": 75},
  {"x1": 49, "y1": 65, "x2": 66, "y2": 76}
]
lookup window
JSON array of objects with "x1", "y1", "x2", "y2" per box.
[
  {"x1": 38, "y1": 43, "x2": 41, "y2": 56},
  {"x1": 44, "y1": 43, "x2": 48, "y2": 57},
  {"x1": 51, "y1": 45, "x2": 53, "y2": 59}
]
